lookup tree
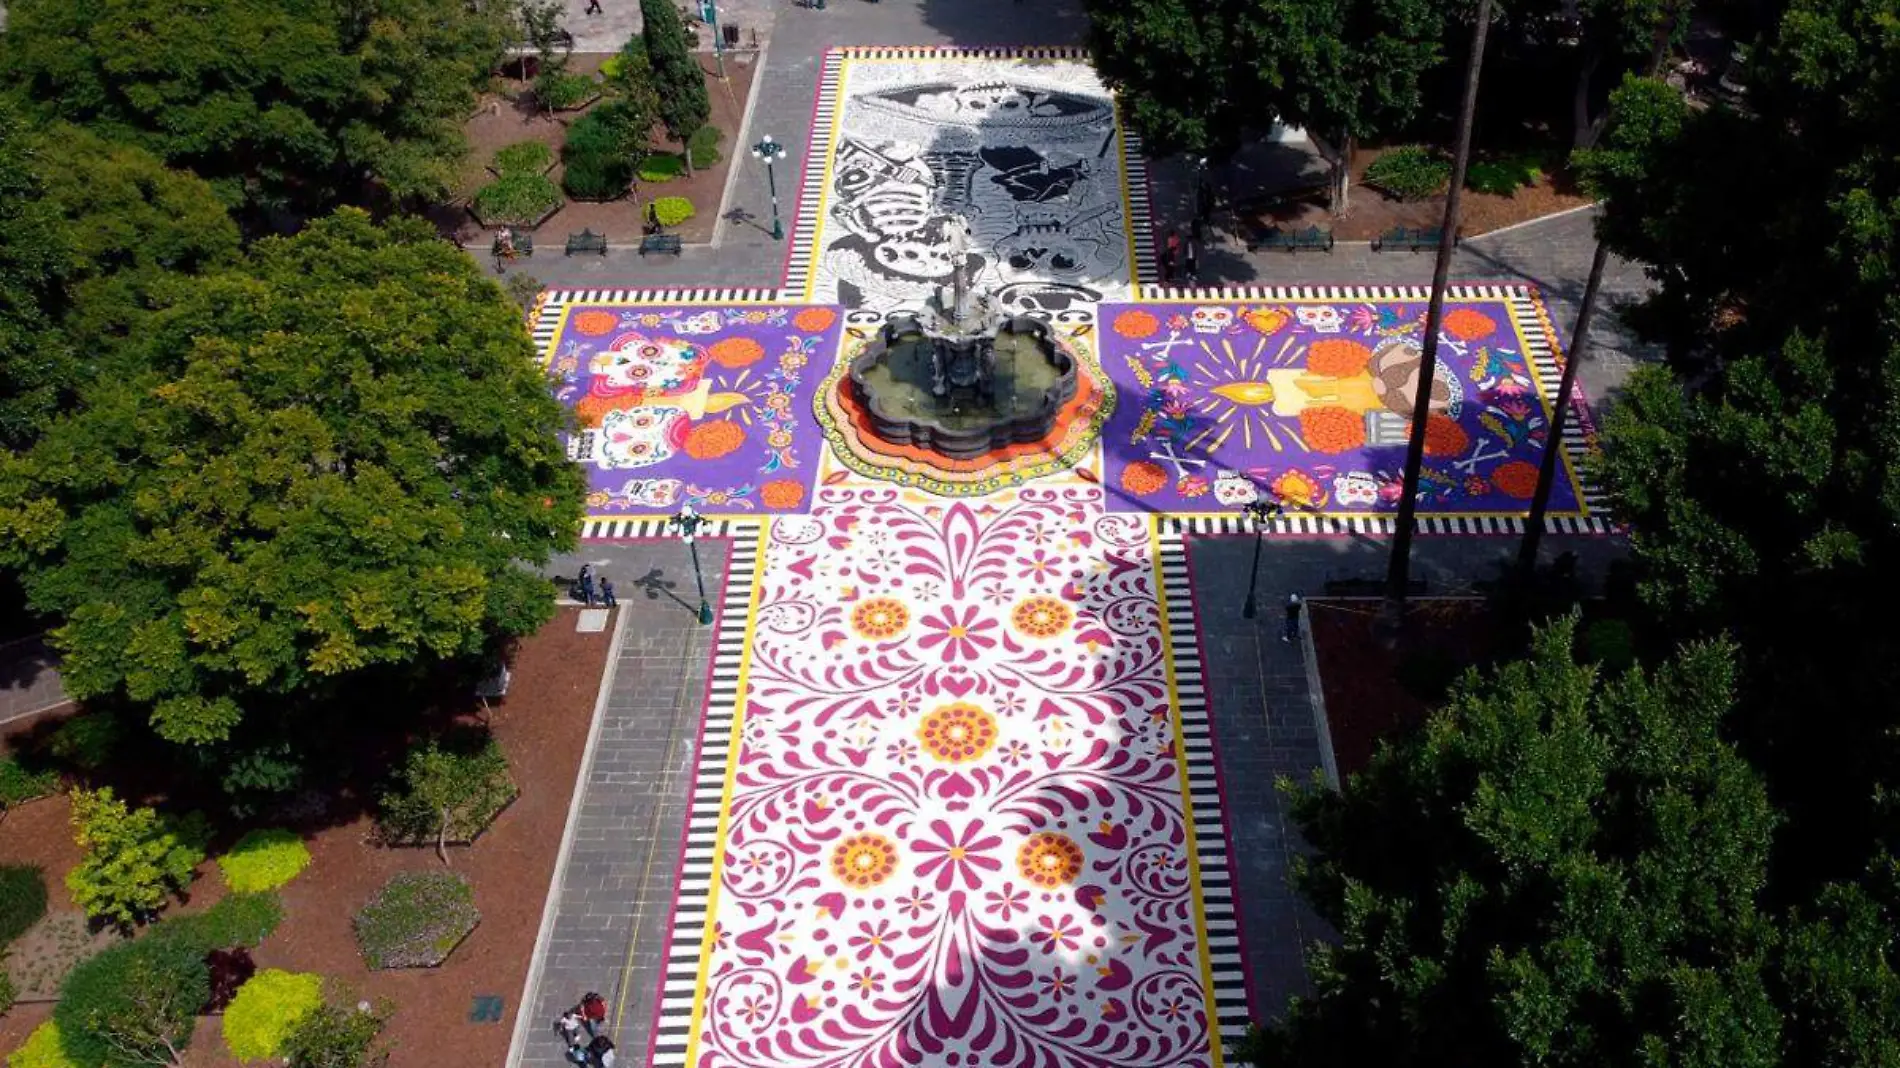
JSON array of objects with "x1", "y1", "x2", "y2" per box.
[
  {"x1": 0, "y1": 0, "x2": 510, "y2": 218},
  {"x1": 56, "y1": 937, "x2": 210, "y2": 1068},
  {"x1": 640, "y1": 0, "x2": 710, "y2": 174},
  {"x1": 0, "y1": 209, "x2": 586, "y2": 746},
  {"x1": 65, "y1": 789, "x2": 207, "y2": 929},
  {"x1": 1262, "y1": 619, "x2": 1784, "y2": 1067},
  {"x1": 1084, "y1": 0, "x2": 1445, "y2": 210},
  {"x1": 0, "y1": 102, "x2": 74, "y2": 450},
  {"x1": 283, "y1": 996, "x2": 395, "y2": 1068}
]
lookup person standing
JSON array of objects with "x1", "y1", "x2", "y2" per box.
[
  {"x1": 588, "y1": 1034, "x2": 617, "y2": 1067},
  {"x1": 600, "y1": 577, "x2": 617, "y2": 607},
  {"x1": 1283, "y1": 594, "x2": 1303, "y2": 643},
  {"x1": 578, "y1": 569, "x2": 596, "y2": 607},
  {"x1": 580, "y1": 992, "x2": 608, "y2": 1037},
  {"x1": 584, "y1": 0, "x2": 603, "y2": 13},
  {"x1": 555, "y1": 1010, "x2": 588, "y2": 1064},
  {"x1": 1183, "y1": 237, "x2": 1199, "y2": 284},
  {"x1": 1162, "y1": 230, "x2": 1180, "y2": 284}
]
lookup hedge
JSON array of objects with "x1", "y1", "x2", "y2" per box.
[
  {"x1": 223, "y1": 970, "x2": 323, "y2": 1063},
  {"x1": 471, "y1": 174, "x2": 564, "y2": 227},
  {"x1": 353, "y1": 871, "x2": 478, "y2": 969},
  {"x1": 1365, "y1": 145, "x2": 1451, "y2": 201},
  {"x1": 54, "y1": 936, "x2": 208, "y2": 1068},
  {"x1": 216, "y1": 829, "x2": 312, "y2": 893},
  {"x1": 153, "y1": 892, "x2": 284, "y2": 955},
  {"x1": 688, "y1": 125, "x2": 722, "y2": 170},
  {"x1": 0, "y1": 864, "x2": 48, "y2": 945},
  {"x1": 491, "y1": 140, "x2": 554, "y2": 177},
  {"x1": 650, "y1": 196, "x2": 695, "y2": 228},
  {"x1": 535, "y1": 71, "x2": 597, "y2": 111}
]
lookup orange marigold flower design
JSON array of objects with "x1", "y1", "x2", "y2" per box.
[
  {"x1": 917, "y1": 703, "x2": 998, "y2": 764},
  {"x1": 850, "y1": 597, "x2": 908, "y2": 640},
  {"x1": 1299, "y1": 407, "x2": 1367, "y2": 454},
  {"x1": 793, "y1": 307, "x2": 838, "y2": 332},
  {"x1": 1419, "y1": 414, "x2": 1470, "y2": 457},
  {"x1": 573, "y1": 310, "x2": 618, "y2": 336},
  {"x1": 1305, "y1": 338, "x2": 1374, "y2": 378},
  {"x1": 1271, "y1": 469, "x2": 1325, "y2": 509},
  {"x1": 830, "y1": 833, "x2": 898, "y2": 889},
  {"x1": 1120, "y1": 460, "x2": 1168, "y2": 496},
  {"x1": 1112, "y1": 310, "x2": 1160, "y2": 339},
  {"x1": 684, "y1": 420, "x2": 746, "y2": 460},
  {"x1": 760, "y1": 478, "x2": 805, "y2": 510},
  {"x1": 1490, "y1": 459, "x2": 1540, "y2": 499},
  {"x1": 1442, "y1": 308, "x2": 1497, "y2": 341},
  {"x1": 707, "y1": 336, "x2": 767, "y2": 368},
  {"x1": 1017, "y1": 832, "x2": 1083, "y2": 889},
  {"x1": 1011, "y1": 597, "x2": 1073, "y2": 639}
]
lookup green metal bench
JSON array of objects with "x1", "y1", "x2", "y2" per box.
[
  {"x1": 1373, "y1": 226, "x2": 1450, "y2": 252},
  {"x1": 638, "y1": 233, "x2": 683, "y2": 256},
  {"x1": 565, "y1": 229, "x2": 608, "y2": 256},
  {"x1": 1249, "y1": 224, "x2": 1335, "y2": 253}
]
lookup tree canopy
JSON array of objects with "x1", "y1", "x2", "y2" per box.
[
  {"x1": 640, "y1": 0, "x2": 710, "y2": 164},
  {"x1": 1261, "y1": 619, "x2": 1784, "y2": 1067},
  {"x1": 0, "y1": 209, "x2": 584, "y2": 745},
  {"x1": 0, "y1": 0, "x2": 511, "y2": 218}
]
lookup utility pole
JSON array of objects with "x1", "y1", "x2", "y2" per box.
[{"x1": 1383, "y1": 0, "x2": 1494, "y2": 623}]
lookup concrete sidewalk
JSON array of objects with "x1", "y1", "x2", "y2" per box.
[{"x1": 0, "y1": 637, "x2": 70, "y2": 728}]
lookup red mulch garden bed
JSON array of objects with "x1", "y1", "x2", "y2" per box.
[
  {"x1": 0, "y1": 606, "x2": 617, "y2": 1067},
  {"x1": 1308, "y1": 598, "x2": 1514, "y2": 780}
]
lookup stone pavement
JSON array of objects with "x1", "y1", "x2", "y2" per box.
[
  {"x1": 1186, "y1": 529, "x2": 1627, "y2": 1023},
  {"x1": 556, "y1": 0, "x2": 782, "y2": 57},
  {"x1": 512, "y1": 539, "x2": 733, "y2": 1068},
  {"x1": 0, "y1": 637, "x2": 69, "y2": 728}
]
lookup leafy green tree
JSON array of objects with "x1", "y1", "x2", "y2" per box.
[
  {"x1": 65, "y1": 789, "x2": 207, "y2": 929},
  {"x1": 282, "y1": 995, "x2": 395, "y2": 1068},
  {"x1": 640, "y1": 0, "x2": 710, "y2": 174},
  {"x1": 0, "y1": 209, "x2": 585, "y2": 746},
  {"x1": 56, "y1": 936, "x2": 210, "y2": 1068},
  {"x1": 0, "y1": 0, "x2": 510, "y2": 218},
  {"x1": 0, "y1": 101, "x2": 74, "y2": 450},
  {"x1": 1084, "y1": 0, "x2": 1445, "y2": 209},
  {"x1": 1263, "y1": 619, "x2": 1783, "y2": 1067}
]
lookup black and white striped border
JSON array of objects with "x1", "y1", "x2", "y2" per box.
[
  {"x1": 532, "y1": 288, "x2": 789, "y2": 357},
  {"x1": 784, "y1": 52, "x2": 845, "y2": 302},
  {"x1": 1123, "y1": 285, "x2": 1614, "y2": 535},
  {"x1": 648, "y1": 528, "x2": 762, "y2": 1068},
  {"x1": 1122, "y1": 125, "x2": 1159, "y2": 289},
  {"x1": 828, "y1": 46, "x2": 1091, "y2": 60},
  {"x1": 1155, "y1": 527, "x2": 1253, "y2": 1047},
  {"x1": 580, "y1": 517, "x2": 751, "y2": 541}
]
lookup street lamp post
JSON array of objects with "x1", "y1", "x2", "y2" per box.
[
  {"x1": 669, "y1": 504, "x2": 715, "y2": 625},
  {"x1": 1240, "y1": 497, "x2": 1282, "y2": 619},
  {"x1": 751, "y1": 135, "x2": 788, "y2": 241}
]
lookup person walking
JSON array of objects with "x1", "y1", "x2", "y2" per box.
[
  {"x1": 584, "y1": 0, "x2": 603, "y2": 13},
  {"x1": 1183, "y1": 237, "x2": 1199, "y2": 284},
  {"x1": 1282, "y1": 594, "x2": 1303, "y2": 643},
  {"x1": 554, "y1": 1009, "x2": 588, "y2": 1064},
  {"x1": 587, "y1": 1034, "x2": 617, "y2": 1067},
  {"x1": 577, "y1": 565, "x2": 596, "y2": 607},
  {"x1": 580, "y1": 992, "x2": 608, "y2": 1037},
  {"x1": 600, "y1": 577, "x2": 617, "y2": 607},
  {"x1": 1162, "y1": 230, "x2": 1179, "y2": 284}
]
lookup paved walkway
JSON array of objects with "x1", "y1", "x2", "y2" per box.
[{"x1": 0, "y1": 637, "x2": 69, "y2": 728}]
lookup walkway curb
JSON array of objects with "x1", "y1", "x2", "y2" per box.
[
  {"x1": 711, "y1": 35, "x2": 775, "y2": 249},
  {"x1": 506, "y1": 602, "x2": 633, "y2": 1068}
]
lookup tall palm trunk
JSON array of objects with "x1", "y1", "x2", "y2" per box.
[
  {"x1": 1516, "y1": 238, "x2": 1608, "y2": 577},
  {"x1": 1383, "y1": 0, "x2": 1494, "y2": 619}
]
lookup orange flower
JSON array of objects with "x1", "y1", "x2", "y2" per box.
[
  {"x1": 573, "y1": 310, "x2": 618, "y2": 336},
  {"x1": 760, "y1": 478, "x2": 805, "y2": 510},
  {"x1": 684, "y1": 420, "x2": 746, "y2": 460},
  {"x1": 1305, "y1": 339, "x2": 1374, "y2": 378},
  {"x1": 1017, "y1": 832, "x2": 1083, "y2": 888},
  {"x1": 1490, "y1": 460, "x2": 1540, "y2": 499},
  {"x1": 1120, "y1": 459, "x2": 1168, "y2": 496},
  {"x1": 1299, "y1": 407, "x2": 1366, "y2": 454},
  {"x1": 917, "y1": 703, "x2": 998, "y2": 764},
  {"x1": 707, "y1": 337, "x2": 767, "y2": 368},
  {"x1": 1272, "y1": 469, "x2": 1325, "y2": 509},
  {"x1": 1420, "y1": 415, "x2": 1470, "y2": 457},
  {"x1": 850, "y1": 597, "x2": 909, "y2": 640},
  {"x1": 1011, "y1": 597, "x2": 1072, "y2": 639},
  {"x1": 1442, "y1": 308, "x2": 1497, "y2": 341},
  {"x1": 830, "y1": 833, "x2": 898, "y2": 889},
  {"x1": 1112, "y1": 310, "x2": 1160, "y2": 339},
  {"x1": 793, "y1": 307, "x2": 837, "y2": 332}
]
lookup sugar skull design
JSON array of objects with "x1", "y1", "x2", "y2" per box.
[
  {"x1": 596, "y1": 406, "x2": 689, "y2": 470},
  {"x1": 1212, "y1": 469, "x2": 1260, "y2": 506},
  {"x1": 1332, "y1": 471, "x2": 1381, "y2": 508},
  {"x1": 618, "y1": 476, "x2": 683, "y2": 507},
  {"x1": 1190, "y1": 306, "x2": 1236, "y2": 334},
  {"x1": 574, "y1": 334, "x2": 706, "y2": 428},
  {"x1": 668, "y1": 311, "x2": 725, "y2": 336},
  {"x1": 1295, "y1": 305, "x2": 1344, "y2": 333}
]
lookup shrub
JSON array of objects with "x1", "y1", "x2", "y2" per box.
[
  {"x1": 66, "y1": 788, "x2": 207, "y2": 928},
  {"x1": 377, "y1": 734, "x2": 517, "y2": 859},
  {"x1": 534, "y1": 70, "x2": 597, "y2": 111},
  {"x1": 283, "y1": 997, "x2": 394, "y2": 1068},
  {"x1": 688, "y1": 125, "x2": 723, "y2": 170},
  {"x1": 1582, "y1": 617, "x2": 1638, "y2": 675},
  {"x1": 0, "y1": 757, "x2": 59, "y2": 807},
  {"x1": 213, "y1": 742, "x2": 305, "y2": 819},
  {"x1": 7, "y1": 1021, "x2": 77, "y2": 1068},
  {"x1": 0, "y1": 864, "x2": 48, "y2": 945},
  {"x1": 47, "y1": 714, "x2": 121, "y2": 772},
  {"x1": 352, "y1": 871, "x2": 479, "y2": 969},
  {"x1": 55, "y1": 936, "x2": 208, "y2": 1068},
  {"x1": 217, "y1": 830, "x2": 312, "y2": 893},
  {"x1": 491, "y1": 140, "x2": 554, "y2": 176},
  {"x1": 636, "y1": 153, "x2": 684, "y2": 183},
  {"x1": 154, "y1": 892, "x2": 283, "y2": 955},
  {"x1": 471, "y1": 174, "x2": 563, "y2": 227},
  {"x1": 650, "y1": 196, "x2": 695, "y2": 228},
  {"x1": 204, "y1": 947, "x2": 257, "y2": 1012},
  {"x1": 1464, "y1": 152, "x2": 1544, "y2": 196},
  {"x1": 562, "y1": 109, "x2": 636, "y2": 200},
  {"x1": 0, "y1": 970, "x2": 13, "y2": 1015},
  {"x1": 1364, "y1": 145, "x2": 1451, "y2": 201},
  {"x1": 224, "y1": 969, "x2": 324, "y2": 1062},
  {"x1": 1395, "y1": 648, "x2": 1464, "y2": 703}
]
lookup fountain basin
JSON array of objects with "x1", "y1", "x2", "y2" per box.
[{"x1": 847, "y1": 316, "x2": 1079, "y2": 461}]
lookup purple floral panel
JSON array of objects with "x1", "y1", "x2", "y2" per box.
[
  {"x1": 1097, "y1": 300, "x2": 1586, "y2": 516},
  {"x1": 546, "y1": 304, "x2": 843, "y2": 516}
]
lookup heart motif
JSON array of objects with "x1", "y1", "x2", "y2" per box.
[{"x1": 940, "y1": 674, "x2": 976, "y2": 698}]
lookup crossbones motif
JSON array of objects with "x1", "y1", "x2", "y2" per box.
[
  {"x1": 1451, "y1": 437, "x2": 1513, "y2": 474},
  {"x1": 1147, "y1": 441, "x2": 1207, "y2": 480}
]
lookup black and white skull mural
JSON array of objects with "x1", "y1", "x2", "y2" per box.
[{"x1": 814, "y1": 61, "x2": 1132, "y2": 317}]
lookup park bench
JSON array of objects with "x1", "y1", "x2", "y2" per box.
[
  {"x1": 1373, "y1": 226, "x2": 1451, "y2": 252},
  {"x1": 491, "y1": 233, "x2": 532, "y2": 259},
  {"x1": 639, "y1": 233, "x2": 683, "y2": 256},
  {"x1": 565, "y1": 229, "x2": 608, "y2": 256},
  {"x1": 1248, "y1": 224, "x2": 1335, "y2": 253}
]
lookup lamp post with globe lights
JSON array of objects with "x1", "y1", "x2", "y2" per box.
[
  {"x1": 751, "y1": 135, "x2": 789, "y2": 241},
  {"x1": 1240, "y1": 496, "x2": 1283, "y2": 619},
  {"x1": 669, "y1": 504, "x2": 715, "y2": 626}
]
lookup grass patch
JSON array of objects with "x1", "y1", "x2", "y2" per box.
[
  {"x1": 688, "y1": 125, "x2": 723, "y2": 170},
  {"x1": 0, "y1": 865, "x2": 48, "y2": 946},
  {"x1": 0, "y1": 756, "x2": 58, "y2": 807},
  {"x1": 352, "y1": 871, "x2": 479, "y2": 969},
  {"x1": 471, "y1": 173, "x2": 564, "y2": 227},
  {"x1": 491, "y1": 140, "x2": 554, "y2": 176}
]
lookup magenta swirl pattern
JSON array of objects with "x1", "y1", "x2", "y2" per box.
[{"x1": 688, "y1": 486, "x2": 1218, "y2": 1068}]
